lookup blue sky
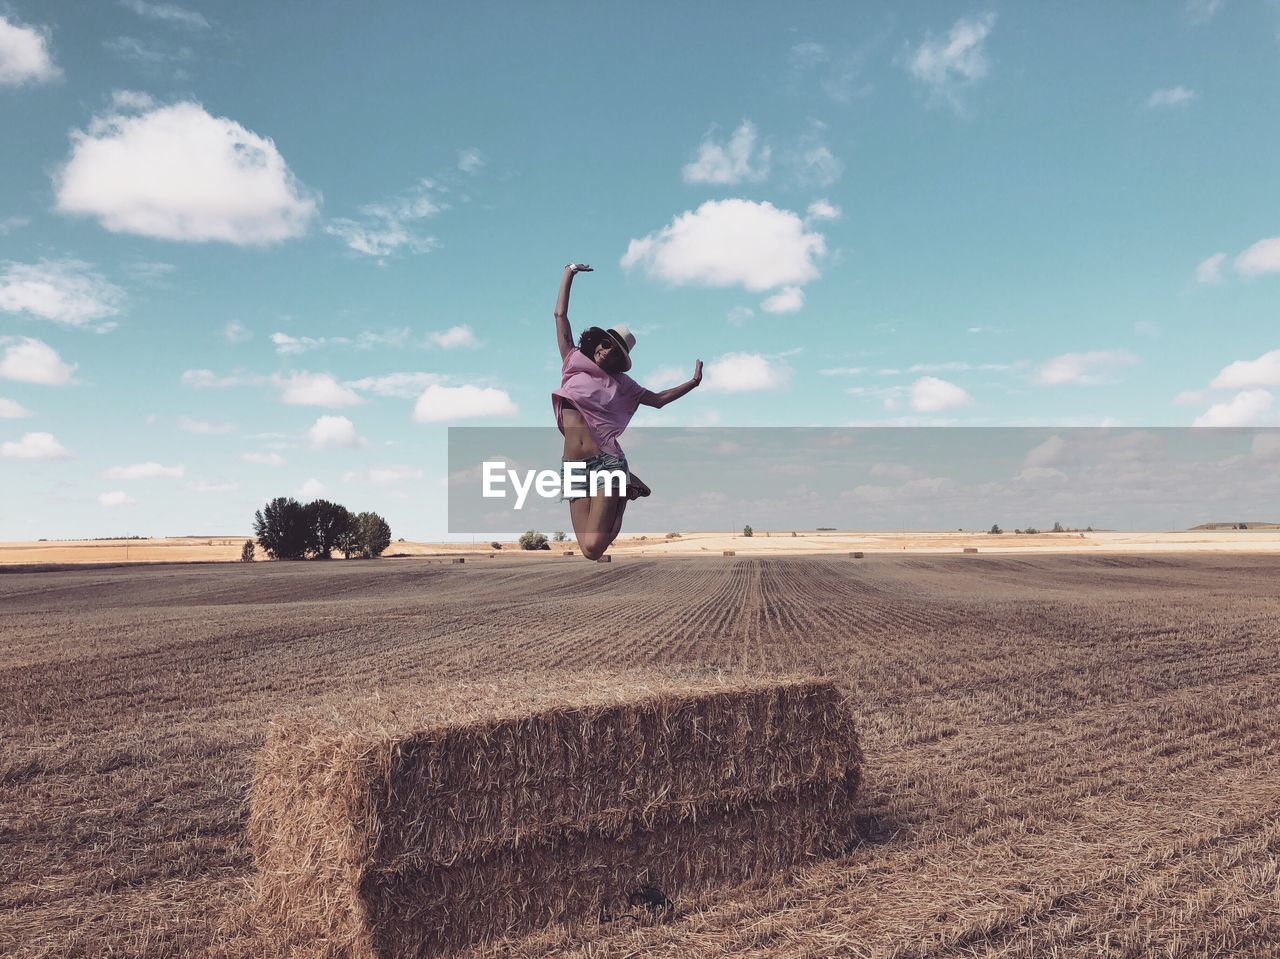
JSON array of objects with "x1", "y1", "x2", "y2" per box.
[{"x1": 2, "y1": 1, "x2": 1279, "y2": 539}]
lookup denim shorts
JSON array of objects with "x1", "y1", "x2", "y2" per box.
[{"x1": 560, "y1": 450, "x2": 629, "y2": 501}]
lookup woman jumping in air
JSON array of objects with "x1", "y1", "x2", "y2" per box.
[{"x1": 552, "y1": 262, "x2": 702, "y2": 561}]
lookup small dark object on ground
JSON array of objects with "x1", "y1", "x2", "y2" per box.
[
  {"x1": 452, "y1": 558, "x2": 465, "y2": 564},
  {"x1": 851, "y1": 551, "x2": 864, "y2": 559},
  {"x1": 629, "y1": 885, "x2": 674, "y2": 914}
]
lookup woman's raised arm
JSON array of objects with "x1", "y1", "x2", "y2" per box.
[{"x1": 553, "y1": 263, "x2": 592, "y2": 359}]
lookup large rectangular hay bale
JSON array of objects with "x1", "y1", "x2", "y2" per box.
[{"x1": 251, "y1": 677, "x2": 860, "y2": 958}]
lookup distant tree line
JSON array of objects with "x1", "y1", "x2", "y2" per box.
[{"x1": 252, "y1": 497, "x2": 391, "y2": 560}]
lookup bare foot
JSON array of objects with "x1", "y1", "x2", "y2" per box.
[{"x1": 626, "y1": 473, "x2": 651, "y2": 501}]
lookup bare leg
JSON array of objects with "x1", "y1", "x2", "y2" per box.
[
  {"x1": 569, "y1": 492, "x2": 626, "y2": 560},
  {"x1": 607, "y1": 497, "x2": 628, "y2": 543}
]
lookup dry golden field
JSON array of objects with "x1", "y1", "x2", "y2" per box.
[{"x1": 3, "y1": 553, "x2": 1279, "y2": 957}]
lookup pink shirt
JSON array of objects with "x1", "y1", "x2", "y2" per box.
[{"x1": 551, "y1": 348, "x2": 647, "y2": 456}]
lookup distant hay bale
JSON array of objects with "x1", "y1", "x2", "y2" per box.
[
  {"x1": 963, "y1": 547, "x2": 978, "y2": 554},
  {"x1": 563, "y1": 550, "x2": 574, "y2": 556},
  {"x1": 597, "y1": 555, "x2": 612, "y2": 563},
  {"x1": 723, "y1": 550, "x2": 736, "y2": 556},
  {"x1": 850, "y1": 551, "x2": 864, "y2": 559},
  {"x1": 452, "y1": 558, "x2": 466, "y2": 564},
  {"x1": 250, "y1": 676, "x2": 861, "y2": 958}
]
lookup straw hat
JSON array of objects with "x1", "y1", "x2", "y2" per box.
[{"x1": 604, "y1": 324, "x2": 636, "y2": 372}]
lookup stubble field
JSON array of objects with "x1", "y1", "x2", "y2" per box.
[{"x1": 2, "y1": 553, "x2": 1278, "y2": 958}]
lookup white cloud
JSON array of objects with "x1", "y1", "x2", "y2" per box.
[
  {"x1": 910, "y1": 376, "x2": 973, "y2": 412},
  {"x1": 1192, "y1": 389, "x2": 1274, "y2": 427},
  {"x1": 54, "y1": 100, "x2": 317, "y2": 244},
  {"x1": 869, "y1": 462, "x2": 923, "y2": 481},
  {"x1": 1024, "y1": 435, "x2": 1067, "y2": 468},
  {"x1": 1195, "y1": 253, "x2": 1225, "y2": 284},
  {"x1": 110, "y1": 89, "x2": 155, "y2": 111},
  {"x1": 297, "y1": 478, "x2": 326, "y2": 500},
  {"x1": 621, "y1": 199, "x2": 826, "y2": 293},
  {"x1": 127, "y1": 259, "x2": 176, "y2": 282},
  {"x1": 1173, "y1": 388, "x2": 1208, "y2": 407},
  {"x1": 2, "y1": 432, "x2": 70, "y2": 459},
  {"x1": 906, "y1": 13, "x2": 996, "y2": 112},
  {"x1": 0, "y1": 397, "x2": 31, "y2": 418},
  {"x1": 325, "y1": 178, "x2": 442, "y2": 258},
  {"x1": 181, "y1": 368, "x2": 248, "y2": 388},
  {"x1": 271, "y1": 332, "x2": 324, "y2": 354},
  {"x1": 271, "y1": 329, "x2": 412, "y2": 354},
  {"x1": 345, "y1": 371, "x2": 443, "y2": 399},
  {"x1": 103, "y1": 461, "x2": 184, "y2": 479},
  {"x1": 98, "y1": 490, "x2": 135, "y2": 506},
  {"x1": 702, "y1": 353, "x2": 790, "y2": 393},
  {"x1": 278, "y1": 371, "x2": 362, "y2": 407},
  {"x1": 1185, "y1": 0, "x2": 1226, "y2": 25},
  {"x1": 345, "y1": 465, "x2": 425, "y2": 485},
  {"x1": 1013, "y1": 466, "x2": 1067, "y2": 483},
  {"x1": 644, "y1": 365, "x2": 686, "y2": 391},
  {"x1": 0, "y1": 15, "x2": 61, "y2": 86},
  {"x1": 308, "y1": 415, "x2": 364, "y2": 450},
  {"x1": 1147, "y1": 86, "x2": 1196, "y2": 108},
  {"x1": 222, "y1": 320, "x2": 252, "y2": 344},
  {"x1": 784, "y1": 120, "x2": 843, "y2": 188},
  {"x1": 0, "y1": 215, "x2": 30, "y2": 235},
  {"x1": 1034, "y1": 350, "x2": 1139, "y2": 385},
  {"x1": 0, "y1": 259, "x2": 124, "y2": 329},
  {"x1": 102, "y1": 36, "x2": 189, "y2": 65},
  {"x1": 682, "y1": 121, "x2": 771, "y2": 185},
  {"x1": 119, "y1": 0, "x2": 209, "y2": 29},
  {"x1": 0, "y1": 337, "x2": 77, "y2": 385},
  {"x1": 726, "y1": 306, "x2": 754, "y2": 326},
  {"x1": 412, "y1": 384, "x2": 518, "y2": 422},
  {"x1": 818, "y1": 366, "x2": 867, "y2": 376},
  {"x1": 1209, "y1": 349, "x2": 1280, "y2": 389},
  {"x1": 1234, "y1": 237, "x2": 1280, "y2": 277},
  {"x1": 788, "y1": 41, "x2": 870, "y2": 104},
  {"x1": 457, "y1": 148, "x2": 485, "y2": 175},
  {"x1": 177, "y1": 415, "x2": 234, "y2": 434},
  {"x1": 186, "y1": 479, "x2": 238, "y2": 493},
  {"x1": 806, "y1": 200, "x2": 841, "y2": 221},
  {"x1": 760, "y1": 286, "x2": 805, "y2": 314},
  {"x1": 242, "y1": 451, "x2": 285, "y2": 466},
  {"x1": 427, "y1": 325, "x2": 478, "y2": 349}
]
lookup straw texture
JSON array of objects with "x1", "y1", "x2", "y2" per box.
[{"x1": 249, "y1": 676, "x2": 860, "y2": 957}]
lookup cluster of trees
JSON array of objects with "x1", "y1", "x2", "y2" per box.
[
  {"x1": 519, "y1": 530, "x2": 551, "y2": 550},
  {"x1": 994, "y1": 521, "x2": 1095, "y2": 535},
  {"x1": 252, "y1": 497, "x2": 391, "y2": 560}
]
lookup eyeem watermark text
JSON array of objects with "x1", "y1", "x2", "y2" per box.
[{"x1": 482, "y1": 461, "x2": 626, "y2": 509}]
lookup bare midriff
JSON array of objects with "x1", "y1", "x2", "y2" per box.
[{"x1": 559, "y1": 399, "x2": 602, "y2": 459}]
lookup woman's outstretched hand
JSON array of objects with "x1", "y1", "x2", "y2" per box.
[
  {"x1": 692, "y1": 359, "x2": 703, "y2": 385},
  {"x1": 565, "y1": 263, "x2": 594, "y2": 274}
]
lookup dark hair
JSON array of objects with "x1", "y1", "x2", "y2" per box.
[{"x1": 578, "y1": 326, "x2": 613, "y2": 355}]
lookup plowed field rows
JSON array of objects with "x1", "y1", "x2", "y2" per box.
[{"x1": 2, "y1": 554, "x2": 1278, "y2": 957}]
